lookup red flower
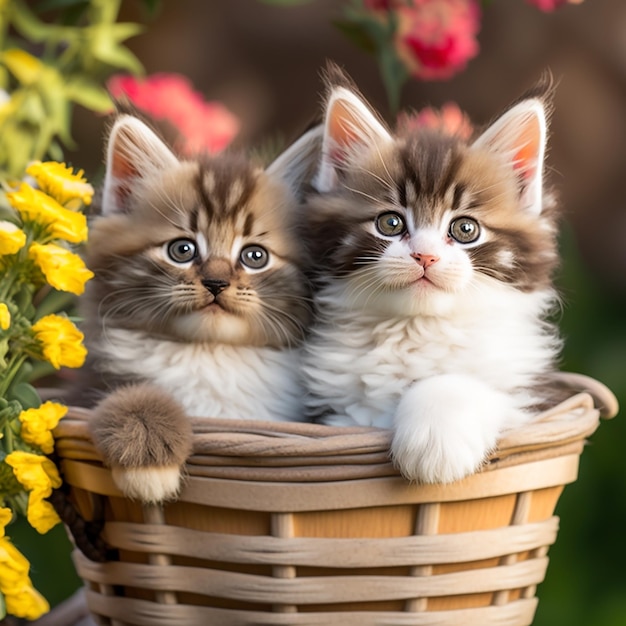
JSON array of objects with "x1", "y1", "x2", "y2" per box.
[
  {"x1": 107, "y1": 73, "x2": 239, "y2": 155},
  {"x1": 398, "y1": 102, "x2": 473, "y2": 139},
  {"x1": 525, "y1": 0, "x2": 583, "y2": 10},
  {"x1": 387, "y1": 0, "x2": 481, "y2": 81}
]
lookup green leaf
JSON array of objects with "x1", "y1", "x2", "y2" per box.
[
  {"x1": 87, "y1": 23, "x2": 145, "y2": 74},
  {"x1": 0, "y1": 338, "x2": 8, "y2": 370},
  {"x1": 9, "y1": 361, "x2": 33, "y2": 390},
  {"x1": 0, "y1": 588, "x2": 6, "y2": 621},
  {"x1": 9, "y1": 0, "x2": 76, "y2": 43},
  {"x1": 1, "y1": 121, "x2": 37, "y2": 177},
  {"x1": 27, "y1": 360, "x2": 56, "y2": 384},
  {"x1": 8, "y1": 382, "x2": 41, "y2": 410},
  {"x1": 64, "y1": 77, "x2": 112, "y2": 112},
  {"x1": 377, "y1": 44, "x2": 409, "y2": 115},
  {"x1": 333, "y1": 19, "x2": 378, "y2": 55},
  {"x1": 34, "y1": 288, "x2": 77, "y2": 320}
]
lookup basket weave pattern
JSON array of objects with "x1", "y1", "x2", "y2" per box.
[{"x1": 53, "y1": 373, "x2": 617, "y2": 626}]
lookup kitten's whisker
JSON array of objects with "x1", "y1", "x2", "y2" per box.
[
  {"x1": 370, "y1": 141, "x2": 396, "y2": 190},
  {"x1": 343, "y1": 185, "x2": 386, "y2": 206}
]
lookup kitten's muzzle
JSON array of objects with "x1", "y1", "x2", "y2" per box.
[
  {"x1": 202, "y1": 278, "x2": 230, "y2": 296},
  {"x1": 411, "y1": 253, "x2": 440, "y2": 269}
]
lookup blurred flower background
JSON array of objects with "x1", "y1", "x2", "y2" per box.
[{"x1": 2, "y1": 0, "x2": 626, "y2": 623}]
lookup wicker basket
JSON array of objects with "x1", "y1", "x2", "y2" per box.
[{"x1": 53, "y1": 372, "x2": 617, "y2": 626}]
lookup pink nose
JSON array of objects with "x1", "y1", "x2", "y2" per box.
[{"x1": 411, "y1": 253, "x2": 440, "y2": 268}]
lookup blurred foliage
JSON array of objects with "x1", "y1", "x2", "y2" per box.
[
  {"x1": 533, "y1": 227, "x2": 626, "y2": 626},
  {"x1": 0, "y1": 0, "x2": 148, "y2": 180},
  {"x1": 0, "y1": 0, "x2": 158, "y2": 614}
]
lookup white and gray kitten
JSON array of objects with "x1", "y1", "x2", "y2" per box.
[
  {"x1": 302, "y1": 70, "x2": 564, "y2": 484},
  {"x1": 73, "y1": 115, "x2": 320, "y2": 503}
]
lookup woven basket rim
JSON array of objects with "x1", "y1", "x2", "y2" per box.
[{"x1": 53, "y1": 372, "x2": 617, "y2": 485}]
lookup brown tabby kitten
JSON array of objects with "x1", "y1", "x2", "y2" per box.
[{"x1": 72, "y1": 115, "x2": 320, "y2": 503}]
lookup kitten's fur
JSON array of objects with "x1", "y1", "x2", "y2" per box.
[
  {"x1": 302, "y1": 68, "x2": 564, "y2": 484},
  {"x1": 74, "y1": 115, "x2": 320, "y2": 502}
]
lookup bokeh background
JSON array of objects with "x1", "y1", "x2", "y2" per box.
[{"x1": 38, "y1": 0, "x2": 626, "y2": 624}]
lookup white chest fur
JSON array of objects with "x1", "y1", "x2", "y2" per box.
[
  {"x1": 95, "y1": 329, "x2": 304, "y2": 421},
  {"x1": 303, "y1": 282, "x2": 559, "y2": 428}
]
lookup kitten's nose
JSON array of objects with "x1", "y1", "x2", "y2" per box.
[
  {"x1": 411, "y1": 253, "x2": 440, "y2": 268},
  {"x1": 202, "y1": 278, "x2": 230, "y2": 296}
]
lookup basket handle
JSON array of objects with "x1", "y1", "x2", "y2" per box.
[{"x1": 551, "y1": 372, "x2": 619, "y2": 419}]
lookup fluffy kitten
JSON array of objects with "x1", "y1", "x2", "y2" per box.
[
  {"x1": 302, "y1": 71, "x2": 563, "y2": 484},
  {"x1": 74, "y1": 115, "x2": 320, "y2": 502}
]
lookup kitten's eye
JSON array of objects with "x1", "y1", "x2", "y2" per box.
[
  {"x1": 240, "y1": 245, "x2": 269, "y2": 270},
  {"x1": 375, "y1": 212, "x2": 406, "y2": 237},
  {"x1": 167, "y1": 238, "x2": 197, "y2": 263},
  {"x1": 449, "y1": 217, "x2": 480, "y2": 244}
]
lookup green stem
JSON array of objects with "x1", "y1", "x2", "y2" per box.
[{"x1": 0, "y1": 353, "x2": 27, "y2": 398}]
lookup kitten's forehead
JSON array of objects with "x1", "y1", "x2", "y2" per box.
[
  {"x1": 371, "y1": 130, "x2": 519, "y2": 226},
  {"x1": 196, "y1": 156, "x2": 258, "y2": 222}
]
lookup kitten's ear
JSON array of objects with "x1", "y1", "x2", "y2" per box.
[
  {"x1": 473, "y1": 99, "x2": 548, "y2": 215},
  {"x1": 102, "y1": 115, "x2": 179, "y2": 215},
  {"x1": 266, "y1": 125, "x2": 324, "y2": 199},
  {"x1": 315, "y1": 86, "x2": 392, "y2": 192}
]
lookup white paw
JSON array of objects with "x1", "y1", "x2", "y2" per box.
[
  {"x1": 112, "y1": 465, "x2": 182, "y2": 503},
  {"x1": 391, "y1": 375, "x2": 520, "y2": 484}
]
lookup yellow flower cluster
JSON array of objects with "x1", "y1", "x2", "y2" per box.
[
  {"x1": 5, "y1": 453, "x2": 61, "y2": 534},
  {"x1": 0, "y1": 508, "x2": 49, "y2": 620},
  {"x1": 27, "y1": 161, "x2": 94, "y2": 208},
  {"x1": 7, "y1": 183, "x2": 88, "y2": 244},
  {"x1": 0, "y1": 160, "x2": 94, "y2": 620}
]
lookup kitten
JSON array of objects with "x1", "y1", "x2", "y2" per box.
[
  {"x1": 302, "y1": 70, "x2": 563, "y2": 484},
  {"x1": 73, "y1": 114, "x2": 320, "y2": 503}
]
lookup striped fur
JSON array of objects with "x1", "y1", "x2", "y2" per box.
[
  {"x1": 75, "y1": 116, "x2": 320, "y2": 502},
  {"x1": 302, "y1": 72, "x2": 565, "y2": 485}
]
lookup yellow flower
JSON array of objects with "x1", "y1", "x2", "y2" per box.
[
  {"x1": 26, "y1": 161, "x2": 94, "y2": 207},
  {"x1": 5, "y1": 452, "x2": 62, "y2": 533},
  {"x1": 0, "y1": 221, "x2": 26, "y2": 255},
  {"x1": 0, "y1": 508, "x2": 12, "y2": 538},
  {"x1": 4, "y1": 452, "x2": 61, "y2": 494},
  {"x1": 0, "y1": 303, "x2": 10, "y2": 331},
  {"x1": 19, "y1": 402, "x2": 67, "y2": 454},
  {"x1": 25, "y1": 492, "x2": 61, "y2": 534},
  {"x1": 2, "y1": 50, "x2": 43, "y2": 86},
  {"x1": 7, "y1": 183, "x2": 88, "y2": 244},
  {"x1": 31, "y1": 314, "x2": 87, "y2": 369},
  {"x1": 0, "y1": 537, "x2": 30, "y2": 591},
  {"x1": 29, "y1": 242, "x2": 94, "y2": 295},
  {"x1": 4, "y1": 580, "x2": 49, "y2": 620},
  {"x1": 0, "y1": 538, "x2": 49, "y2": 619}
]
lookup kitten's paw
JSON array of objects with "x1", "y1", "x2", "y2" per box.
[
  {"x1": 112, "y1": 465, "x2": 182, "y2": 503},
  {"x1": 391, "y1": 375, "x2": 519, "y2": 484},
  {"x1": 89, "y1": 383, "x2": 193, "y2": 503}
]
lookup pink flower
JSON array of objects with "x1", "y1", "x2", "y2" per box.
[
  {"x1": 526, "y1": 0, "x2": 583, "y2": 10},
  {"x1": 398, "y1": 102, "x2": 473, "y2": 139},
  {"x1": 390, "y1": 0, "x2": 481, "y2": 81},
  {"x1": 107, "y1": 73, "x2": 239, "y2": 156}
]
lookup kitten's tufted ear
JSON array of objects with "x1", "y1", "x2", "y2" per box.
[
  {"x1": 266, "y1": 125, "x2": 324, "y2": 200},
  {"x1": 102, "y1": 115, "x2": 179, "y2": 215},
  {"x1": 315, "y1": 86, "x2": 392, "y2": 193},
  {"x1": 473, "y1": 98, "x2": 548, "y2": 215}
]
